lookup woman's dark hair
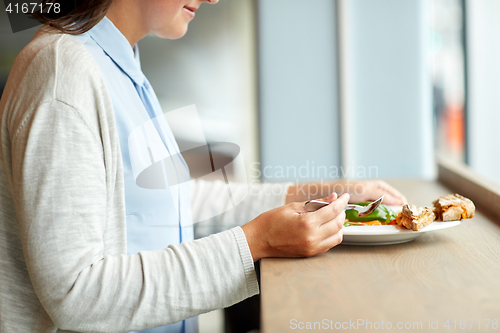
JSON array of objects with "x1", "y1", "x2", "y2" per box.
[{"x1": 31, "y1": 0, "x2": 113, "y2": 34}]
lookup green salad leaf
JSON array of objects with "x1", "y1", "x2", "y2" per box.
[
  {"x1": 345, "y1": 202, "x2": 397, "y2": 223},
  {"x1": 343, "y1": 221, "x2": 364, "y2": 227}
]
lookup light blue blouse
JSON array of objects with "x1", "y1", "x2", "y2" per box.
[{"x1": 75, "y1": 17, "x2": 197, "y2": 333}]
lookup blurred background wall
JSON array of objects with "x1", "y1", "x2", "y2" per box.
[{"x1": 258, "y1": 0, "x2": 341, "y2": 182}]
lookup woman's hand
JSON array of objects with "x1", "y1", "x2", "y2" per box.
[
  {"x1": 285, "y1": 180, "x2": 407, "y2": 206},
  {"x1": 345, "y1": 180, "x2": 407, "y2": 205},
  {"x1": 242, "y1": 193, "x2": 349, "y2": 262}
]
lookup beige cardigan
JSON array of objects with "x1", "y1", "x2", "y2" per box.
[{"x1": 0, "y1": 29, "x2": 287, "y2": 333}]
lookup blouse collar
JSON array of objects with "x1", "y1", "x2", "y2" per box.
[{"x1": 87, "y1": 16, "x2": 145, "y2": 87}]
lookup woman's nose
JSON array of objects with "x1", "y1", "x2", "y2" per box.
[{"x1": 206, "y1": 0, "x2": 219, "y2": 4}]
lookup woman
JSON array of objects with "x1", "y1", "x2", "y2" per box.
[{"x1": 0, "y1": 0, "x2": 406, "y2": 332}]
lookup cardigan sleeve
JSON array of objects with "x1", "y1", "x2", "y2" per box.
[
  {"x1": 10, "y1": 99, "x2": 259, "y2": 332},
  {"x1": 191, "y1": 179, "x2": 293, "y2": 239}
]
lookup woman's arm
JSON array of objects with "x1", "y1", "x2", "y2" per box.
[
  {"x1": 191, "y1": 179, "x2": 292, "y2": 238},
  {"x1": 285, "y1": 180, "x2": 407, "y2": 205},
  {"x1": 11, "y1": 100, "x2": 258, "y2": 332}
]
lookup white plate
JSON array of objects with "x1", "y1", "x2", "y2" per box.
[{"x1": 342, "y1": 205, "x2": 462, "y2": 245}]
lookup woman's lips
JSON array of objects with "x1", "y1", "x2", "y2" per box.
[{"x1": 183, "y1": 6, "x2": 196, "y2": 18}]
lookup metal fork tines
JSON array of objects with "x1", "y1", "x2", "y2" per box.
[{"x1": 303, "y1": 195, "x2": 384, "y2": 217}]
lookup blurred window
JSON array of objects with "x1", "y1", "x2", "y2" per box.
[
  {"x1": 432, "y1": 0, "x2": 500, "y2": 187},
  {"x1": 464, "y1": 0, "x2": 500, "y2": 185},
  {"x1": 429, "y1": 0, "x2": 467, "y2": 164}
]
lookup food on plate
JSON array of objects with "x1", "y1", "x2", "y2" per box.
[
  {"x1": 343, "y1": 193, "x2": 475, "y2": 230},
  {"x1": 344, "y1": 203, "x2": 397, "y2": 227},
  {"x1": 395, "y1": 204, "x2": 435, "y2": 231},
  {"x1": 433, "y1": 194, "x2": 475, "y2": 221}
]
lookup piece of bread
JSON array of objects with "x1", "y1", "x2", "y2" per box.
[
  {"x1": 396, "y1": 204, "x2": 435, "y2": 231},
  {"x1": 433, "y1": 194, "x2": 475, "y2": 221}
]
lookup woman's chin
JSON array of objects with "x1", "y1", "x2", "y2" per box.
[{"x1": 154, "y1": 25, "x2": 189, "y2": 40}]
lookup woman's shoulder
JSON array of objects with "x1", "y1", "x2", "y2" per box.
[
  {"x1": 2, "y1": 27, "x2": 113, "y2": 138},
  {"x1": 13, "y1": 28, "x2": 109, "y2": 106}
]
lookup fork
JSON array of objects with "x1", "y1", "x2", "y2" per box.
[{"x1": 303, "y1": 195, "x2": 384, "y2": 217}]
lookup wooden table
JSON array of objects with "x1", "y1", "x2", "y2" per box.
[{"x1": 260, "y1": 180, "x2": 500, "y2": 332}]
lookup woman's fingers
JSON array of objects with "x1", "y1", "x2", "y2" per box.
[
  {"x1": 350, "y1": 181, "x2": 407, "y2": 206},
  {"x1": 307, "y1": 192, "x2": 338, "y2": 205},
  {"x1": 318, "y1": 211, "x2": 344, "y2": 237},
  {"x1": 243, "y1": 192, "x2": 349, "y2": 260},
  {"x1": 308, "y1": 193, "x2": 349, "y2": 226},
  {"x1": 325, "y1": 192, "x2": 338, "y2": 203},
  {"x1": 383, "y1": 194, "x2": 406, "y2": 205},
  {"x1": 376, "y1": 181, "x2": 407, "y2": 205},
  {"x1": 318, "y1": 228, "x2": 344, "y2": 251}
]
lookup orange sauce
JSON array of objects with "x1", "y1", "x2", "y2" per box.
[{"x1": 345, "y1": 219, "x2": 383, "y2": 226}]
